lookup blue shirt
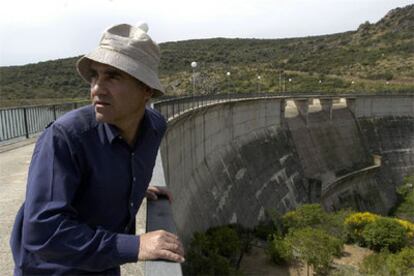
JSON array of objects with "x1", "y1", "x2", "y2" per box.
[{"x1": 10, "y1": 105, "x2": 166, "y2": 275}]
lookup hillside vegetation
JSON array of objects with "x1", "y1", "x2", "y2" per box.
[{"x1": 1, "y1": 4, "x2": 413, "y2": 107}]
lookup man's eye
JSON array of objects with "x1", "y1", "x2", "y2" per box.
[
  {"x1": 109, "y1": 74, "x2": 120, "y2": 80},
  {"x1": 90, "y1": 71, "x2": 98, "y2": 80}
]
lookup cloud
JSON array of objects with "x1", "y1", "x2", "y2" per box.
[{"x1": 1, "y1": 0, "x2": 412, "y2": 65}]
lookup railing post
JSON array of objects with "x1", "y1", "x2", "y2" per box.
[
  {"x1": 23, "y1": 107, "x2": 29, "y2": 139},
  {"x1": 53, "y1": 105, "x2": 57, "y2": 120}
]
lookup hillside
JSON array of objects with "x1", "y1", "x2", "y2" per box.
[{"x1": 0, "y1": 4, "x2": 413, "y2": 106}]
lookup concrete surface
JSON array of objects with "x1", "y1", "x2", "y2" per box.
[
  {"x1": 0, "y1": 142, "x2": 34, "y2": 275},
  {"x1": 162, "y1": 98, "x2": 310, "y2": 245},
  {"x1": 161, "y1": 95, "x2": 414, "y2": 245},
  {"x1": 0, "y1": 141, "x2": 145, "y2": 275}
]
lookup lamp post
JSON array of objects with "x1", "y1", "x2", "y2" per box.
[
  {"x1": 226, "y1": 71, "x2": 231, "y2": 99},
  {"x1": 319, "y1": 79, "x2": 322, "y2": 93},
  {"x1": 257, "y1": 75, "x2": 261, "y2": 93},
  {"x1": 191, "y1": 61, "x2": 197, "y2": 95},
  {"x1": 288, "y1": 78, "x2": 292, "y2": 93},
  {"x1": 279, "y1": 71, "x2": 282, "y2": 93}
]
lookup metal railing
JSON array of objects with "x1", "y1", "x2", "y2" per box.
[
  {"x1": 153, "y1": 92, "x2": 414, "y2": 120},
  {"x1": 0, "y1": 101, "x2": 89, "y2": 142},
  {"x1": 153, "y1": 92, "x2": 282, "y2": 120},
  {"x1": 0, "y1": 94, "x2": 269, "y2": 143},
  {"x1": 1, "y1": 92, "x2": 412, "y2": 143}
]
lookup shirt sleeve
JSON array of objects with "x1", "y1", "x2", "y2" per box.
[{"x1": 22, "y1": 123, "x2": 139, "y2": 271}]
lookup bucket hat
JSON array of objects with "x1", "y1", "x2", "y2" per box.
[{"x1": 76, "y1": 23, "x2": 164, "y2": 97}]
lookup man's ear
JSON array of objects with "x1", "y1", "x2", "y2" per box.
[{"x1": 145, "y1": 87, "x2": 154, "y2": 101}]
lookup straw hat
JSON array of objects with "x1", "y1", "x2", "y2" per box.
[{"x1": 76, "y1": 23, "x2": 164, "y2": 97}]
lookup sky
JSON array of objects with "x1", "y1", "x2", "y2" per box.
[{"x1": 0, "y1": 0, "x2": 413, "y2": 66}]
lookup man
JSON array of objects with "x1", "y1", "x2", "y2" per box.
[{"x1": 10, "y1": 23, "x2": 184, "y2": 275}]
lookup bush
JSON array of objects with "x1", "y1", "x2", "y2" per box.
[
  {"x1": 360, "y1": 247, "x2": 414, "y2": 276},
  {"x1": 282, "y1": 204, "x2": 327, "y2": 233},
  {"x1": 393, "y1": 175, "x2": 414, "y2": 222},
  {"x1": 267, "y1": 234, "x2": 291, "y2": 264},
  {"x1": 206, "y1": 226, "x2": 242, "y2": 261},
  {"x1": 254, "y1": 220, "x2": 278, "y2": 241},
  {"x1": 359, "y1": 250, "x2": 390, "y2": 275},
  {"x1": 183, "y1": 226, "x2": 242, "y2": 275},
  {"x1": 284, "y1": 227, "x2": 344, "y2": 275},
  {"x1": 387, "y1": 247, "x2": 414, "y2": 275},
  {"x1": 344, "y1": 212, "x2": 379, "y2": 244},
  {"x1": 395, "y1": 218, "x2": 414, "y2": 241},
  {"x1": 324, "y1": 209, "x2": 353, "y2": 242},
  {"x1": 362, "y1": 217, "x2": 407, "y2": 252}
]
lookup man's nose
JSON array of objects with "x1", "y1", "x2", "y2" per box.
[{"x1": 91, "y1": 78, "x2": 107, "y2": 96}]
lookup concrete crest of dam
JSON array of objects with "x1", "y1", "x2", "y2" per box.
[{"x1": 160, "y1": 95, "x2": 414, "y2": 244}]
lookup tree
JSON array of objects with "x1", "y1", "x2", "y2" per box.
[
  {"x1": 284, "y1": 227, "x2": 343, "y2": 276},
  {"x1": 267, "y1": 233, "x2": 291, "y2": 264},
  {"x1": 362, "y1": 217, "x2": 408, "y2": 252},
  {"x1": 183, "y1": 225, "x2": 243, "y2": 275},
  {"x1": 282, "y1": 204, "x2": 327, "y2": 233}
]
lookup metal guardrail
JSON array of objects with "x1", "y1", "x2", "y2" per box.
[
  {"x1": 0, "y1": 94, "x2": 263, "y2": 143},
  {"x1": 1, "y1": 92, "x2": 412, "y2": 143},
  {"x1": 0, "y1": 101, "x2": 89, "y2": 142},
  {"x1": 153, "y1": 92, "x2": 281, "y2": 120},
  {"x1": 153, "y1": 92, "x2": 414, "y2": 120}
]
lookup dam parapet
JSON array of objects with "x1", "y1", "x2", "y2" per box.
[{"x1": 157, "y1": 94, "x2": 414, "y2": 245}]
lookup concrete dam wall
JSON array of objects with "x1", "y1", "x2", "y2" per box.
[{"x1": 160, "y1": 95, "x2": 414, "y2": 244}]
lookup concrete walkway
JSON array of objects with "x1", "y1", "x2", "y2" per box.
[
  {"x1": 0, "y1": 142, "x2": 35, "y2": 274},
  {"x1": 0, "y1": 142, "x2": 144, "y2": 275}
]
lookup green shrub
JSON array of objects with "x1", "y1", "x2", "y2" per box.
[
  {"x1": 359, "y1": 250, "x2": 391, "y2": 275},
  {"x1": 360, "y1": 247, "x2": 414, "y2": 276},
  {"x1": 282, "y1": 204, "x2": 327, "y2": 232},
  {"x1": 267, "y1": 234, "x2": 291, "y2": 264},
  {"x1": 206, "y1": 226, "x2": 241, "y2": 260},
  {"x1": 394, "y1": 175, "x2": 414, "y2": 222},
  {"x1": 183, "y1": 225, "x2": 244, "y2": 275},
  {"x1": 344, "y1": 212, "x2": 379, "y2": 244},
  {"x1": 362, "y1": 217, "x2": 407, "y2": 252},
  {"x1": 254, "y1": 220, "x2": 278, "y2": 241},
  {"x1": 284, "y1": 227, "x2": 344, "y2": 275},
  {"x1": 324, "y1": 209, "x2": 353, "y2": 242},
  {"x1": 387, "y1": 247, "x2": 414, "y2": 275}
]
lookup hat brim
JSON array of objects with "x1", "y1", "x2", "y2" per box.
[{"x1": 76, "y1": 47, "x2": 164, "y2": 98}]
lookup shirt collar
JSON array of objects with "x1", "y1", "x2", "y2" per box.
[{"x1": 102, "y1": 107, "x2": 160, "y2": 145}]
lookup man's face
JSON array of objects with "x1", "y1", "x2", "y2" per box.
[{"x1": 89, "y1": 61, "x2": 153, "y2": 129}]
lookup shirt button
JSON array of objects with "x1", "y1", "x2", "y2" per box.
[
  {"x1": 130, "y1": 202, "x2": 134, "y2": 207},
  {"x1": 133, "y1": 177, "x2": 136, "y2": 182},
  {"x1": 131, "y1": 153, "x2": 135, "y2": 157}
]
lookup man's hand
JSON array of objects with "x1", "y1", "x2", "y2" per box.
[
  {"x1": 146, "y1": 186, "x2": 173, "y2": 203},
  {"x1": 138, "y1": 230, "x2": 185, "y2": 263}
]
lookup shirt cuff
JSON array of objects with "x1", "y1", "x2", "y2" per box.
[{"x1": 116, "y1": 233, "x2": 140, "y2": 263}]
